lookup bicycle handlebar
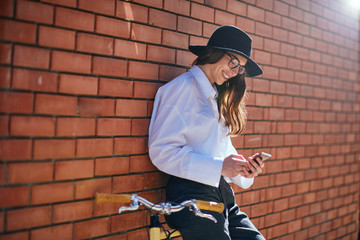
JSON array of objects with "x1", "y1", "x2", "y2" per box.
[{"x1": 95, "y1": 193, "x2": 224, "y2": 223}]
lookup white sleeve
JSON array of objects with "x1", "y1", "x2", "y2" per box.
[{"x1": 148, "y1": 90, "x2": 223, "y2": 187}]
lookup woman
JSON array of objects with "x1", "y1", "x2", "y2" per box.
[{"x1": 149, "y1": 25, "x2": 266, "y2": 240}]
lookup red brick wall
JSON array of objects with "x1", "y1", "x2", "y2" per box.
[{"x1": 0, "y1": 0, "x2": 359, "y2": 239}]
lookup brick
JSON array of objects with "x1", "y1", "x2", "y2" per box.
[
  {"x1": 114, "y1": 39, "x2": 146, "y2": 60},
  {"x1": 162, "y1": 30, "x2": 188, "y2": 49},
  {"x1": 0, "y1": 66, "x2": 11, "y2": 88},
  {"x1": 0, "y1": 115, "x2": 8, "y2": 136},
  {"x1": 38, "y1": 26, "x2": 75, "y2": 50},
  {"x1": 56, "y1": 117, "x2": 95, "y2": 137},
  {"x1": 135, "y1": 0, "x2": 162, "y2": 8},
  {"x1": 255, "y1": 93, "x2": 272, "y2": 107},
  {"x1": 248, "y1": 5, "x2": 265, "y2": 22},
  {"x1": 215, "y1": 10, "x2": 236, "y2": 26},
  {"x1": 250, "y1": 202, "x2": 269, "y2": 218},
  {"x1": 95, "y1": 157, "x2": 130, "y2": 176},
  {"x1": 134, "y1": 82, "x2": 160, "y2": 99},
  {"x1": 131, "y1": 118, "x2": 150, "y2": 135},
  {"x1": 0, "y1": 139, "x2": 31, "y2": 161},
  {"x1": 42, "y1": 0, "x2": 76, "y2": 7},
  {"x1": 8, "y1": 162, "x2": 53, "y2": 183},
  {"x1": 55, "y1": 7, "x2": 94, "y2": 31},
  {"x1": 147, "y1": 45, "x2": 176, "y2": 64},
  {"x1": 176, "y1": 50, "x2": 196, "y2": 67},
  {"x1": 30, "y1": 224, "x2": 73, "y2": 240},
  {"x1": 99, "y1": 78, "x2": 133, "y2": 98},
  {"x1": 0, "y1": 186, "x2": 29, "y2": 207},
  {"x1": 10, "y1": 116, "x2": 54, "y2": 137},
  {"x1": 76, "y1": 138, "x2": 113, "y2": 158},
  {"x1": 31, "y1": 182, "x2": 73, "y2": 205},
  {"x1": 12, "y1": 68, "x2": 58, "y2": 92},
  {"x1": 177, "y1": 16, "x2": 202, "y2": 35},
  {"x1": 128, "y1": 61, "x2": 159, "y2": 80},
  {"x1": 96, "y1": 118, "x2": 131, "y2": 136},
  {"x1": 159, "y1": 65, "x2": 186, "y2": 82},
  {"x1": 128, "y1": 229, "x2": 148, "y2": 240},
  {"x1": 117, "y1": 99, "x2": 150, "y2": 117},
  {"x1": 256, "y1": 22, "x2": 273, "y2": 38},
  {"x1": 112, "y1": 174, "x2": 144, "y2": 193},
  {"x1": 51, "y1": 51, "x2": 91, "y2": 74},
  {"x1": 130, "y1": 155, "x2": 156, "y2": 173},
  {"x1": 55, "y1": 159, "x2": 94, "y2": 180},
  {"x1": 111, "y1": 211, "x2": 144, "y2": 233},
  {"x1": 0, "y1": 19, "x2": 36, "y2": 43},
  {"x1": 131, "y1": 23, "x2": 161, "y2": 44},
  {"x1": 164, "y1": 0, "x2": 190, "y2": 16},
  {"x1": 77, "y1": 97, "x2": 115, "y2": 117},
  {"x1": 59, "y1": 74, "x2": 98, "y2": 95},
  {"x1": 13, "y1": 45, "x2": 50, "y2": 69},
  {"x1": 0, "y1": 232, "x2": 28, "y2": 240},
  {"x1": 0, "y1": 91, "x2": 33, "y2": 114},
  {"x1": 236, "y1": 16, "x2": 255, "y2": 34},
  {"x1": 35, "y1": 94, "x2": 77, "y2": 116},
  {"x1": 77, "y1": 33, "x2": 113, "y2": 55},
  {"x1": 206, "y1": 0, "x2": 226, "y2": 9},
  {"x1": 74, "y1": 217, "x2": 110, "y2": 240},
  {"x1": 96, "y1": 16, "x2": 130, "y2": 38},
  {"x1": 0, "y1": 0, "x2": 14, "y2": 17},
  {"x1": 274, "y1": 0, "x2": 289, "y2": 15},
  {"x1": 33, "y1": 139, "x2": 75, "y2": 160},
  {"x1": 191, "y1": 3, "x2": 214, "y2": 22},
  {"x1": 149, "y1": 8, "x2": 177, "y2": 30},
  {"x1": 78, "y1": 0, "x2": 114, "y2": 15},
  {"x1": 116, "y1": 1, "x2": 148, "y2": 23},
  {"x1": 0, "y1": 43, "x2": 11, "y2": 64},
  {"x1": 92, "y1": 56, "x2": 127, "y2": 77},
  {"x1": 265, "y1": 39, "x2": 280, "y2": 53},
  {"x1": 6, "y1": 206, "x2": 52, "y2": 231},
  {"x1": 53, "y1": 201, "x2": 92, "y2": 223},
  {"x1": 243, "y1": 135, "x2": 262, "y2": 148},
  {"x1": 144, "y1": 172, "x2": 167, "y2": 189},
  {"x1": 75, "y1": 177, "x2": 111, "y2": 199},
  {"x1": 227, "y1": 0, "x2": 247, "y2": 16},
  {"x1": 17, "y1": 0, "x2": 53, "y2": 24},
  {"x1": 254, "y1": 50, "x2": 271, "y2": 65},
  {"x1": 288, "y1": 31, "x2": 302, "y2": 45},
  {"x1": 114, "y1": 137, "x2": 147, "y2": 155}
]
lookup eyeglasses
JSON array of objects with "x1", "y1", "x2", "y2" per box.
[{"x1": 225, "y1": 52, "x2": 246, "y2": 75}]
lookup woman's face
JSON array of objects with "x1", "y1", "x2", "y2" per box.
[{"x1": 202, "y1": 52, "x2": 248, "y2": 85}]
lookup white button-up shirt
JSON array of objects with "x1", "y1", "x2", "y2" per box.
[{"x1": 149, "y1": 65, "x2": 253, "y2": 188}]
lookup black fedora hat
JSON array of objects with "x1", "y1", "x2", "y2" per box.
[{"x1": 189, "y1": 25, "x2": 263, "y2": 77}]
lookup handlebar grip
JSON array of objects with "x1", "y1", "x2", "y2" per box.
[
  {"x1": 95, "y1": 193, "x2": 132, "y2": 204},
  {"x1": 196, "y1": 200, "x2": 224, "y2": 213}
]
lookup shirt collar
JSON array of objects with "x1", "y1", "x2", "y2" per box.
[{"x1": 189, "y1": 65, "x2": 218, "y2": 99}]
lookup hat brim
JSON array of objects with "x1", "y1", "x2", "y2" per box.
[{"x1": 189, "y1": 45, "x2": 263, "y2": 78}]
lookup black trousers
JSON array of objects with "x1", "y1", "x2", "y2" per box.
[{"x1": 165, "y1": 176, "x2": 266, "y2": 240}]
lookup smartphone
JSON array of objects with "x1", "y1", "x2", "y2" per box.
[
  {"x1": 260, "y1": 152, "x2": 271, "y2": 161},
  {"x1": 253, "y1": 152, "x2": 272, "y2": 165}
]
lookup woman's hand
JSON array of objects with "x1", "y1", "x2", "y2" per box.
[
  {"x1": 246, "y1": 153, "x2": 265, "y2": 177},
  {"x1": 221, "y1": 153, "x2": 265, "y2": 178}
]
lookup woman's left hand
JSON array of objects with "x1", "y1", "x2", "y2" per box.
[{"x1": 245, "y1": 153, "x2": 265, "y2": 177}]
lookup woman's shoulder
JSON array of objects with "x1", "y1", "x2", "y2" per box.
[{"x1": 158, "y1": 71, "x2": 195, "y2": 97}]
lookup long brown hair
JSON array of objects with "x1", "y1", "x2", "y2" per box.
[{"x1": 193, "y1": 47, "x2": 247, "y2": 135}]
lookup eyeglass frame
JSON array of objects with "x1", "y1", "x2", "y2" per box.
[{"x1": 225, "y1": 52, "x2": 247, "y2": 75}]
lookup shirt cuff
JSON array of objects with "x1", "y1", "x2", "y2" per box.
[{"x1": 226, "y1": 175, "x2": 254, "y2": 189}]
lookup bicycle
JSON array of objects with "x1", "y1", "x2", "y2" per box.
[{"x1": 95, "y1": 193, "x2": 225, "y2": 240}]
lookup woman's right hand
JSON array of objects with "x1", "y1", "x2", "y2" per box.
[{"x1": 221, "y1": 154, "x2": 259, "y2": 178}]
